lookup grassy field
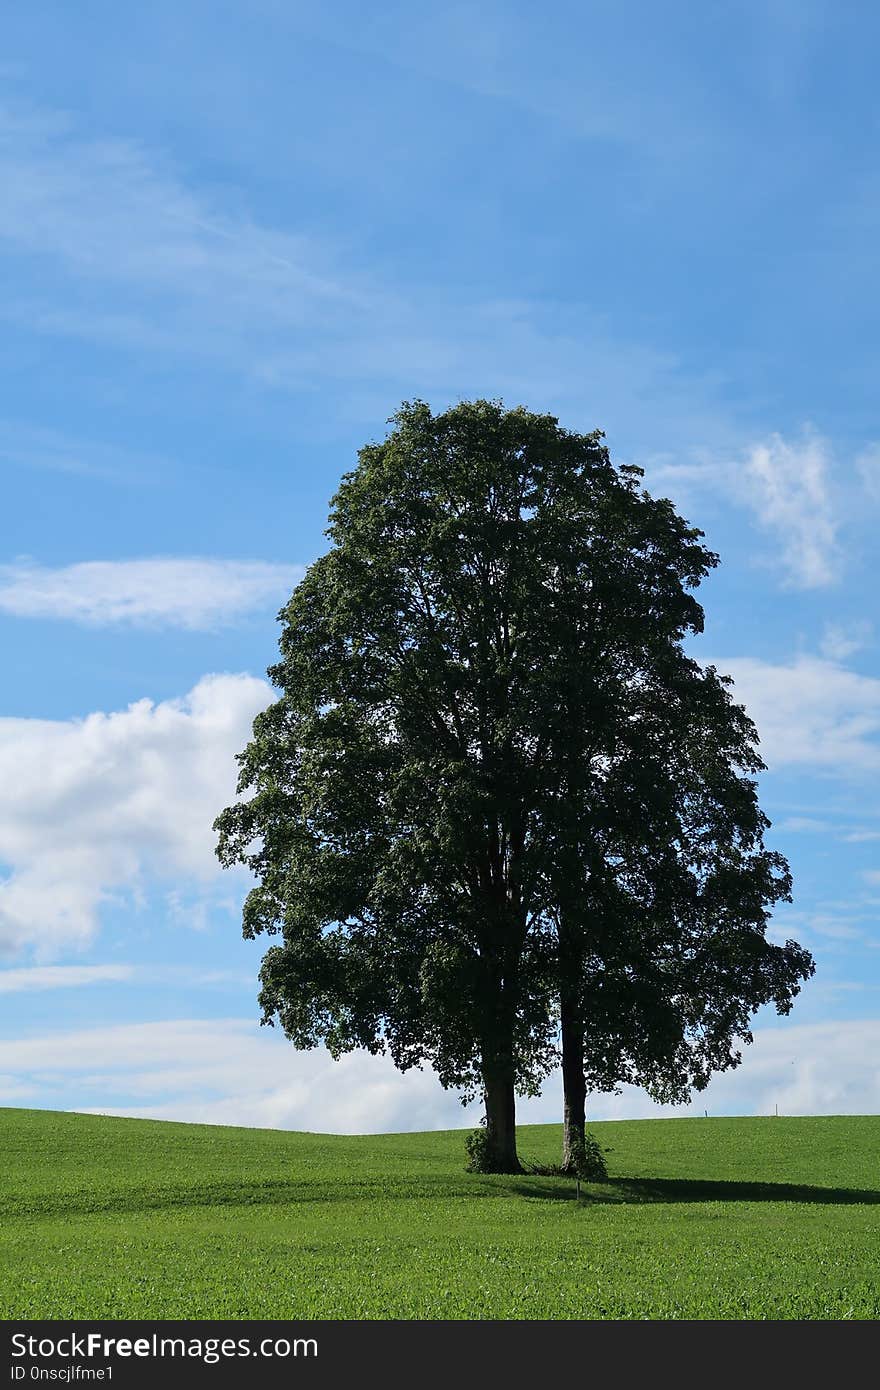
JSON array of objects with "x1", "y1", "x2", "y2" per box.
[{"x1": 1, "y1": 1107, "x2": 878, "y2": 1319}]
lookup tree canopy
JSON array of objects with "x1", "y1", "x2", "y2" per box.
[{"x1": 215, "y1": 399, "x2": 813, "y2": 1172}]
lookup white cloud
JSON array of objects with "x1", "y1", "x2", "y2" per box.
[
  {"x1": 0, "y1": 963, "x2": 257, "y2": 994},
  {"x1": 718, "y1": 655, "x2": 880, "y2": 773},
  {"x1": 544, "y1": 1020, "x2": 880, "y2": 1123},
  {"x1": 0, "y1": 673, "x2": 271, "y2": 958},
  {"x1": 0, "y1": 558, "x2": 302, "y2": 628},
  {"x1": 650, "y1": 428, "x2": 839, "y2": 588},
  {"x1": 0, "y1": 964, "x2": 133, "y2": 992},
  {"x1": 1, "y1": 653, "x2": 877, "y2": 965},
  {"x1": 742, "y1": 430, "x2": 837, "y2": 588},
  {"x1": 2, "y1": 1016, "x2": 878, "y2": 1131},
  {"x1": 0, "y1": 1019, "x2": 480, "y2": 1134},
  {"x1": 776, "y1": 817, "x2": 834, "y2": 833}
]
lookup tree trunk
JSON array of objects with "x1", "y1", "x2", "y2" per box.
[
  {"x1": 560, "y1": 995, "x2": 586, "y2": 1172},
  {"x1": 482, "y1": 1064, "x2": 521, "y2": 1173}
]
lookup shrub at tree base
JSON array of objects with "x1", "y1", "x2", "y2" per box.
[
  {"x1": 563, "y1": 1132, "x2": 608, "y2": 1181},
  {"x1": 464, "y1": 1126, "x2": 495, "y2": 1173}
]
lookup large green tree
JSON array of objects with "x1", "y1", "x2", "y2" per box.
[{"x1": 215, "y1": 399, "x2": 813, "y2": 1173}]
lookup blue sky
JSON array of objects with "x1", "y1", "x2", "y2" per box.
[{"x1": 2, "y1": 0, "x2": 880, "y2": 1130}]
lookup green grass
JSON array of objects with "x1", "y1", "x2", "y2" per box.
[{"x1": 1, "y1": 1107, "x2": 878, "y2": 1319}]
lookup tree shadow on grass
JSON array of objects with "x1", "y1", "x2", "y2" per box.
[
  {"x1": 505, "y1": 1175, "x2": 880, "y2": 1206},
  {"x1": 11, "y1": 1173, "x2": 880, "y2": 1221}
]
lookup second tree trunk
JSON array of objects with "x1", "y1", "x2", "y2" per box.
[{"x1": 560, "y1": 996, "x2": 586, "y2": 1172}]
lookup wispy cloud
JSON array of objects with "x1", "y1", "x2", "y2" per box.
[
  {"x1": 0, "y1": 558, "x2": 302, "y2": 628},
  {"x1": 820, "y1": 619, "x2": 873, "y2": 662},
  {"x1": 776, "y1": 817, "x2": 835, "y2": 834},
  {"x1": 0, "y1": 103, "x2": 357, "y2": 324},
  {"x1": 0, "y1": 964, "x2": 134, "y2": 993},
  {"x1": 743, "y1": 430, "x2": 838, "y2": 588},
  {"x1": 0, "y1": 100, "x2": 735, "y2": 448},
  {"x1": 275, "y1": 3, "x2": 725, "y2": 160},
  {"x1": 856, "y1": 443, "x2": 880, "y2": 500},
  {"x1": 0, "y1": 673, "x2": 270, "y2": 958},
  {"x1": 0, "y1": 964, "x2": 253, "y2": 993},
  {"x1": 0, "y1": 102, "x2": 376, "y2": 389},
  {"x1": 0, "y1": 420, "x2": 166, "y2": 483},
  {"x1": 767, "y1": 812, "x2": 880, "y2": 844},
  {"x1": 651, "y1": 428, "x2": 839, "y2": 588},
  {"x1": 803, "y1": 915, "x2": 866, "y2": 943}
]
